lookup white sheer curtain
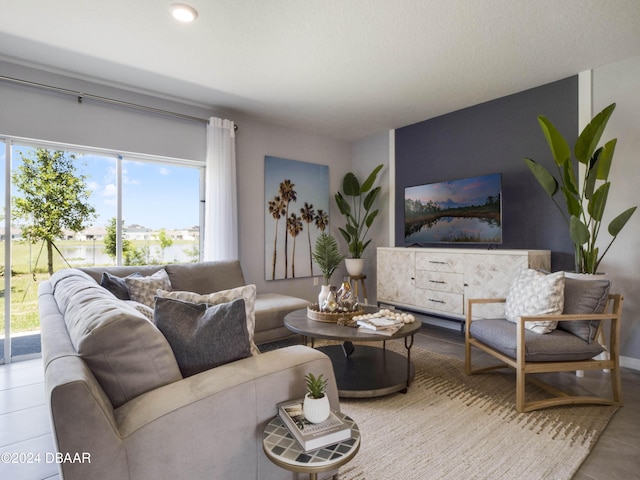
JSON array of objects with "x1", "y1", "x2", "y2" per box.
[{"x1": 204, "y1": 117, "x2": 238, "y2": 260}]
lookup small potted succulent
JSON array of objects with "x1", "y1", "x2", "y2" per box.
[{"x1": 303, "y1": 373, "x2": 330, "y2": 423}]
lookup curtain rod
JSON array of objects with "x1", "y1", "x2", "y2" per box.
[{"x1": 0, "y1": 75, "x2": 237, "y2": 129}]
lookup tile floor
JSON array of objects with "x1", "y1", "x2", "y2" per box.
[{"x1": 0, "y1": 323, "x2": 638, "y2": 480}]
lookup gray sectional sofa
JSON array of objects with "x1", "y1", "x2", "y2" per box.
[{"x1": 38, "y1": 261, "x2": 338, "y2": 480}]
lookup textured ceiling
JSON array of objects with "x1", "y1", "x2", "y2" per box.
[{"x1": 2, "y1": 0, "x2": 640, "y2": 141}]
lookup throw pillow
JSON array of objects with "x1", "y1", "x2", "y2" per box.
[
  {"x1": 125, "y1": 269, "x2": 172, "y2": 308},
  {"x1": 559, "y1": 277, "x2": 611, "y2": 342},
  {"x1": 504, "y1": 269, "x2": 565, "y2": 334},
  {"x1": 156, "y1": 284, "x2": 260, "y2": 356},
  {"x1": 154, "y1": 296, "x2": 251, "y2": 377},
  {"x1": 100, "y1": 271, "x2": 141, "y2": 300}
]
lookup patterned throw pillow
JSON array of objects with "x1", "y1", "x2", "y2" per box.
[
  {"x1": 504, "y1": 269, "x2": 565, "y2": 334},
  {"x1": 125, "y1": 269, "x2": 172, "y2": 308},
  {"x1": 154, "y1": 296, "x2": 252, "y2": 377},
  {"x1": 156, "y1": 285, "x2": 259, "y2": 356}
]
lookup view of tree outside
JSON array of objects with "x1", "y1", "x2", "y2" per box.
[{"x1": 0, "y1": 141, "x2": 203, "y2": 355}]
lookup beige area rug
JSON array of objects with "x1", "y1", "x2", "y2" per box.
[{"x1": 334, "y1": 342, "x2": 618, "y2": 480}]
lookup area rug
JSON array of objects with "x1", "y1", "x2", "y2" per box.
[{"x1": 335, "y1": 342, "x2": 618, "y2": 480}]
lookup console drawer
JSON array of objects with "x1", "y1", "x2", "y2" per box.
[
  {"x1": 416, "y1": 289, "x2": 463, "y2": 315},
  {"x1": 415, "y1": 271, "x2": 464, "y2": 294}
]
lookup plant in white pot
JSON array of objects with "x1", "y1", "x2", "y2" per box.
[
  {"x1": 303, "y1": 373, "x2": 330, "y2": 424},
  {"x1": 335, "y1": 164, "x2": 383, "y2": 275},
  {"x1": 312, "y1": 232, "x2": 345, "y2": 310},
  {"x1": 524, "y1": 103, "x2": 637, "y2": 274}
]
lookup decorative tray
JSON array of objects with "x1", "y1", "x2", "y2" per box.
[{"x1": 307, "y1": 304, "x2": 365, "y2": 323}]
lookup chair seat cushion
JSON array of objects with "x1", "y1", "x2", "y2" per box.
[{"x1": 469, "y1": 318, "x2": 604, "y2": 362}]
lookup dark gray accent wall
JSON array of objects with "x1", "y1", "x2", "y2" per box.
[{"x1": 395, "y1": 77, "x2": 578, "y2": 271}]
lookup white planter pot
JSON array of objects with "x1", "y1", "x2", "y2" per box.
[
  {"x1": 303, "y1": 393, "x2": 330, "y2": 424},
  {"x1": 345, "y1": 258, "x2": 364, "y2": 276}
]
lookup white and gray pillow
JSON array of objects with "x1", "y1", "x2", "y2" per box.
[
  {"x1": 504, "y1": 269, "x2": 565, "y2": 334},
  {"x1": 125, "y1": 269, "x2": 172, "y2": 308}
]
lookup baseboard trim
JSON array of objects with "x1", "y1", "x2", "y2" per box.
[{"x1": 621, "y1": 355, "x2": 640, "y2": 371}]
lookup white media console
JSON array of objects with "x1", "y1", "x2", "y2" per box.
[{"x1": 376, "y1": 247, "x2": 550, "y2": 323}]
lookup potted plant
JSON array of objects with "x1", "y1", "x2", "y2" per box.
[
  {"x1": 312, "y1": 232, "x2": 345, "y2": 309},
  {"x1": 302, "y1": 373, "x2": 330, "y2": 423},
  {"x1": 335, "y1": 164, "x2": 383, "y2": 275},
  {"x1": 524, "y1": 103, "x2": 636, "y2": 274}
]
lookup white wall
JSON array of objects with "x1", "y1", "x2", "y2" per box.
[
  {"x1": 233, "y1": 114, "x2": 352, "y2": 301},
  {"x1": 350, "y1": 131, "x2": 391, "y2": 304},
  {"x1": 592, "y1": 55, "x2": 640, "y2": 366},
  {"x1": 0, "y1": 60, "x2": 210, "y2": 161}
]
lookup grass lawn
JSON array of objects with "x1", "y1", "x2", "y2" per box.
[{"x1": 1, "y1": 239, "x2": 197, "y2": 334}]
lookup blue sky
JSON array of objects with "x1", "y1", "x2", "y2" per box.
[
  {"x1": 405, "y1": 173, "x2": 501, "y2": 207},
  {"x1": 4, "y1": 146, "x2": 201, "y2": 231}
]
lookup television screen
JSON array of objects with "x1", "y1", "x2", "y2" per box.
[{"x1": 404, "y1": 173, "x2": 502, "y2": 245}]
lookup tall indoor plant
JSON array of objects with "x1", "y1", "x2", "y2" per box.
[
  {"x1": 334, "y1": 164, "x2": 383, "y2": 275},
  {"x1": 525, "y1": 103, "x2": 636, "y2": 274}
]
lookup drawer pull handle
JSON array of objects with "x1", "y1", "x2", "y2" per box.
[
  {"x1": 428, "y1": 299, "x2": 445, "y2": 304},
  {"x1": 429, "y1": 280, "x2": 446, "y2": 284},
  {"x1": 429, "y1": 261, "x2": 447, "y2": 264}
]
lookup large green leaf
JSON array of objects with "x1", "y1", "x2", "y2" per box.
[
  {"x1": 575, "y1": 103, "x2": 615, "y2": 164},
  {"x1": 363, "y1": 186, "x2": 381, "y2": 211},
  {"x1": 342, "y1": 172, "x2": 360, "y2": 196},
  {"x1": 583, "y1": 147, "x2": 601, "y2": 200},
  {"x1": 334, "y1": 192, "x2": 351, "y2": 215},
  {"x1": 561, "y1": 185, "x2": 581, "y2": 217},
  {"x1": 608, "y1": 206, "x2": 637, "y2": 236},
  {"x1": 569, "y1": 215, "x2": 590, "y2": 246},
  {"x1": 537, "y1": 116, "x2": 571, "y2": 166},
  {"x1": 365, "y1": 209, "x2": 379, "y2": 228},
  {"x1": 596, "y1": 138, "x2": 616, "y2": 180},
  {"x1": 524, "y1": 158, "x2": 558, "y2": 196},
  {"x1": 588, "y1": 183, "x2": 610, "y2": 222},
  {"x1": 561, "y1": 160, "x2": 579, "y2": 196},
  {"x1": 360, "y1": 164, "x2": 383, "y2": 193}
]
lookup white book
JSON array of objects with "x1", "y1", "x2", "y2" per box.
[{"x1": 277, "y1": 400, "x2": 351, "y2": 452}]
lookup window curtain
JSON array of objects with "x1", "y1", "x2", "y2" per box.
[{"x1": 204, "y1": 117, "x2": 238, "y2": 261}]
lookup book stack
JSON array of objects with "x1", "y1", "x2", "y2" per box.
[
  {"x1": 277, "y1": 400, "x2": 351, "y2": 452},
  {"x1": 356, "y1": 316, "x2": 404, "y2": 336}
]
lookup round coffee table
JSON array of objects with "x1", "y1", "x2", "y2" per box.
[
  {"x1": 284, "y1": 308, "x2": 421, "y2": 398},
  {"x1": 263, "y1": 412, "x2": 360, "y2": 480}
]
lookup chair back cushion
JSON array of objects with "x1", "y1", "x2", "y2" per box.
[{"x1": 558, "y1": 277, "x2": 611, "y2": 342}]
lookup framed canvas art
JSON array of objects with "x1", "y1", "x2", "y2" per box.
[{"x1": 265, "y1": 156, "x2": 329, "y2": 280}]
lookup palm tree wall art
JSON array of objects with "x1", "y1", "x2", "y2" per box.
[{"x1": 265, "y1": 156, "x2": 330, "y2": 280}]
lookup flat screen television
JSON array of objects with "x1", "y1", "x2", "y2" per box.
[{"x1": 404, "y1": 173, "x2": 502, "y2": 245}]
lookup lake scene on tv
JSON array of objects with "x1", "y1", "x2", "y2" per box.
[{"x1": 404, "y1": 173, "x2": 502, "y2": 244}]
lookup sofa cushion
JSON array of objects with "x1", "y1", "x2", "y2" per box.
[
  {"x1": 51, "y1": 269, "x2": 182, "y2": 408},
  {"x1": 100, "y1": 271, "x2": 141, "y2": 300},
  {"x1": 559, "y1": 277, "x2": 611, "y2": 342},
  {"x1": 154, "y1": 296, "x2": 252, "y2": 377},
  {"x1": 157, "y1": 285, "x2": 260, "y2": 356},
  {"x1": 125, "y1": 269, "x2": 172, "y2": 308},
  {"x1": 504, "y1": 269, "x2": 565, "y2": 334},
  {"x1": 164, "y1": 261, "x2": 245, "y2": 294},
  {"x1": 254, "y1": 293, "x2": 310, "y2": 332},
  {"x1": 469, "y1": 318, "x2": 604, "y2": 362}
]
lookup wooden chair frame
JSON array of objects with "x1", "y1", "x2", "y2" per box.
[{"x1": 465, "y1": 294, "x2": 623, "y2": 413}]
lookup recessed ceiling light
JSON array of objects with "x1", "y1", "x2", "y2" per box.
[{"x1": 171, "y1": 4, "x2": 198, "y2": 23}]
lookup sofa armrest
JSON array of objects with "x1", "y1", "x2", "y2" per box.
[{"x1": 112, "y1": 345, "x2": 338, "y2": 480}]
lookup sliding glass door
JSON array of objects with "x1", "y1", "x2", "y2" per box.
[{"x1": 1, "y1": 137, "x2": 203, "y2": 363}]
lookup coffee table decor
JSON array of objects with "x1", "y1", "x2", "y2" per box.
[{"x1": 306, "y1": 303, "x2": 365, "y2": 323}]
